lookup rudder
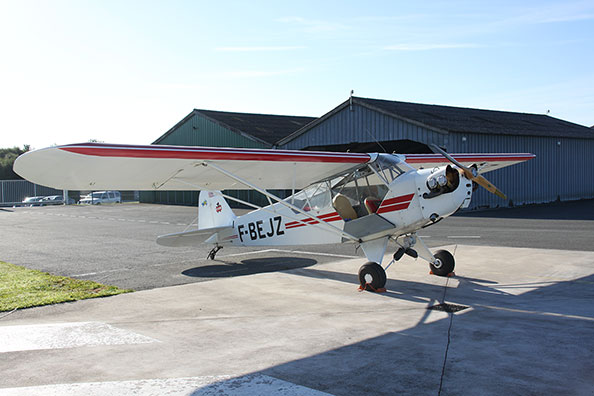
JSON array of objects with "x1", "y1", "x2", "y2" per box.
[{"x1": 198, "y1": 190, "x2": 236, "y2": 229}]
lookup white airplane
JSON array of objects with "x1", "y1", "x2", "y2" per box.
[{"x1": 14, "y1": 143, "x2": 534, "y2": 291}]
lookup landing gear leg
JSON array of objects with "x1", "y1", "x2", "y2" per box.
[
  {"x1": 207, "y1": 244, "x2": 223, "y2": 260},
  {"x1": 395, "y1": 233, "x2": 455, "y2": 277}
]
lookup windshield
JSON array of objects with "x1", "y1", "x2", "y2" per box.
[{"x1": 372, "y1": 153, "x2": 411, "y2": 183}]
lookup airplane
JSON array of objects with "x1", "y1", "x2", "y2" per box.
[{"x1": 14, "y1": 142, "x2": 534, "y2": 292}]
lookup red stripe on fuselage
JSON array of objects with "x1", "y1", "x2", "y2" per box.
[
  {"x1": 285, "y1": 212, "x2": 343, "y2": 229},
  {"x1": 377, "y1": 202, "x2": 411, "y2": 214},
  {"x1": 285, "y1": 212, "x2": 339, "y2": 226},
  {"x1": 380, "y1": 193, "x2": 415, "y2": 207},
  {"x1": 376, "y1": 193, "x2": 415, "y2": 214}
]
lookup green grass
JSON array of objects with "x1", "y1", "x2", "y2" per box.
[{"x1": 0, "y1": 261, "x2": 132, "y2": 312}]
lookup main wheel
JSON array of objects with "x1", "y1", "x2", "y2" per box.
[
  {"x1": 430, "y1": 249, "x2": 455, "y2": 276},
  {"x1": 358, "y1": 262, "x2": 386, "y2": 291}
]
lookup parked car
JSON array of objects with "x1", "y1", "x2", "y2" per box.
[
  {"x1": 79, "y1": 191, "x2": 121, "y2": 205},
  {"x1": 22, "y1": 196, "x2": 45, "y2": 206},
  {"x1": 40, "y1": 195, "x2": 75, "y2": 205}
]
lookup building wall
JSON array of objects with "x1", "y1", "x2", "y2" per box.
[
  {"x1": 142, "y1": 113, "x2": 269, "y2": 206},
  {"x1": 448, "y1": 132, "x2": 594, "y2": 209},
  {"x1": 281, "y1": 104, "x2": 448, "y2": 150},
  {"x1": 155, "y1": 113, "x2": 268, "y2": 148}
]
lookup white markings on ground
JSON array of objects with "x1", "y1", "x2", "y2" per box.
[
  {"x1": 0, "y1": 375, "x2": 334, "y2": 396},
  {"x1": 71, "y1": 268, "x2": 127, "y2": 277},
  {"x1": 475, "y1": 304, "x2": 594, "y2": 322},
  {"x1": 219, "y1": 248, "x2": 359, "y2": 260},
  {"x1": 0, "y1": 322, "x2": 158, "y2": 353},
  {"x1": 19, "y1": 210, "x2": 192, "y2": 227}
]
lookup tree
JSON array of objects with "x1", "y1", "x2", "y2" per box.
[{"x1": 0, "y1": 146, "x2": 30, "y2": 180}]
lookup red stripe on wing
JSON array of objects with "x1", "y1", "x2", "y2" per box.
[
  {"x1": 59, "y1": 144, "x2": 371, "y2": 164},
  {"x1": 404, "y1": 153, "x2": 535, "y2": 164}
]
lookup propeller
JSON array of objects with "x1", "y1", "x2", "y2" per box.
[{"x1": 429, "y1": 144, "x2": 507, "y2": 200}]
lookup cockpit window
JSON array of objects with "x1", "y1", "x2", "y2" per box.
[
  {"x1": 372, "y1": 153, "x2": 411, "y2": 184},
  {"x1": 289, "y1": 180, "x2": 332, "y2": 212}
]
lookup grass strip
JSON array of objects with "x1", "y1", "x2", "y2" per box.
[{"x1": 0, "y1": 261, "x2": 132, "y2": 312}]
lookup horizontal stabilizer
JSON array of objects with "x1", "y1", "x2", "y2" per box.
[{"x1": 156, "y1": 226, "x2": 233, "y2": 247}]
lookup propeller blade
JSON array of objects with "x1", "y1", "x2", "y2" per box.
[
  {"x1": 429, "y1": 144, "x2": 468, "y2": 170},
  {"x1": 474, "y1": 175, "x2": 507, "y2": 200},
  {"x1": 429, "y1": 144, "x2": 507, "y2": 200}
]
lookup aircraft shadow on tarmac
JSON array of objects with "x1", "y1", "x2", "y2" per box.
[
  {"x1": 186, "y1": 272, "x2": 594, "y2": 396},
  {"x1": 455, "y1": 198, "x2": 594, "y2": 221},
  {"x1": 181, "y1": 256, "x2": 317, "y2": 278}
]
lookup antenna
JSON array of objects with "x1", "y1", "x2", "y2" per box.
[
  {"x1": 364, "y1": 128, "x2": 387, "y2": 153},
  {"x1": 349, "y1": 90, "x2": 354, "y2": 111}
]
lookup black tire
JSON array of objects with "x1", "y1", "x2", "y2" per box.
[
  {"x1": 358, "y1": 262, "x2": 386, "y2": 291},
  {"x1": 430, "y1": 249, "x2": 455, "y2": 276}
]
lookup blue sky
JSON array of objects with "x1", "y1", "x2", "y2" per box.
[{"x1": 1, "y1": 0, "x2": 592, "y2": 149}]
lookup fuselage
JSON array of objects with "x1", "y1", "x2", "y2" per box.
[{"x1": 217, "y1": 163, "x2": 472, "y2": 247}]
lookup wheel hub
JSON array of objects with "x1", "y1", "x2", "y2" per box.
[{"x1": 433, "y1": 258, "x2": 443, "y2": 269}]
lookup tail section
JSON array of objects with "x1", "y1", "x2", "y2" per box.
[{"x1": 198, "y1": 190, "x2": 236, "y2": 229}]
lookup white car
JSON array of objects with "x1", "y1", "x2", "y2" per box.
[
  {"x1": 41, "y1": 195, "x2": 76, "y2": 205},
  {"x1": 22, "y1": 196, "x2": 45, "y2": 206},
  {"x1": 79, "y1": 191, "x2": 121, "y2": 205}
]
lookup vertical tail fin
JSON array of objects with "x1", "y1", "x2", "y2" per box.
[{"x1": 198, "y1": 190, "x2": 236, "y2": 230}]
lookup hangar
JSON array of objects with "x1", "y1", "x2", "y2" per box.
[
  {"x1": 278, "y1": 97, "x2": 594, "y2": 209},
  {"x1": 144, "y1": 97, "x2": 594, "y2": 209},
  {"x1": 141, "y1": 109, "x2": 315, "y2": 205}
]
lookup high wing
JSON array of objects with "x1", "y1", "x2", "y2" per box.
[
  {"x1": 14, "y1": 142, "x2": 534, "y2": 192},
  {"x1": 13, "y1": 143, "x2": 371, "y2": 191},
  {"x1": 404, "y1": 153, "x2": 535, "y2": 173}
]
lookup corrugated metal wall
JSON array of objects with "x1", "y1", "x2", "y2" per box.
[
  {"x1": 282, "y1": 105, "x2": 448, "y2": 150},
  {"x1": 448, "y1": 132, "x2": 594, "y2": 209},
  {"x1": 280, "y1": 103, "x2": 594, "y2": 210},
  {"x1": 156, "y1": 113, "x2": 268, "y2": 148},
  {"x1": 141, "y1": 113, "x2": 269, "y2": 206}
]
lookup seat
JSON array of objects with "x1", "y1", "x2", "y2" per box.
[
  {"x1": 333, "y1": 194, "x2": 357, "y2": 221},
  {"x1": 364, "y1": 196, "x2": 382, "y2": 214}
]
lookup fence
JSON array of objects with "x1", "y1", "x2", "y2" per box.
[
  {"x1": 1, "y1": 180, "x2": 141, "y2": 206},
  {"x1": 0, "y1": 180, "x2": 63, "y2": 206}
]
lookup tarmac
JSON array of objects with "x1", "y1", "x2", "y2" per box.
[{"x1": 1, "y1": 244, "x2": 593, "y2": 395}]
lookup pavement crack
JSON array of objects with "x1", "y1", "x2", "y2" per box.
[{"x1": 438, "y1": 277, "x2": 453, "y2": 396}]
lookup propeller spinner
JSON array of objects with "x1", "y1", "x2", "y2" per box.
[{"x1": 429, "y1": 144, "x2": 507, "y2": 200}]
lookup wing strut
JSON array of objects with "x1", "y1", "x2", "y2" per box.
[
  {"x1": 203, "y1": 161, "x2": 361, "y2": 243},
  {"x1": 175, "y1": 178, "x2": 337, "y2": 232}
]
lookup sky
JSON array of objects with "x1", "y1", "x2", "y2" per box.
[{"x1": 0, "y1": 0, "x2": 593, "y2": 149}]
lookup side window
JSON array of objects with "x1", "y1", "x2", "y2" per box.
[{"x1": 108, "y1": 192, "x2": 114, "y2": 199}]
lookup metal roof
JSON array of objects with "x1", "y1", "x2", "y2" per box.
[
  {"x1": 278, "y1": 97, "x2": 594, "y2": 145},
  {"x1": 155, "y1": 109, "x2": 316, "y2": 146}
]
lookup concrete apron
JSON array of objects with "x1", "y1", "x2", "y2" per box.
[{"x1": 0, "y1": 245, "x2": 593, "y2": 395}]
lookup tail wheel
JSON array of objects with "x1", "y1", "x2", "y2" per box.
[
  {"x1": 358, "y1": 262, "x2": 386, "y2": 291},
  {"x1": 430, "y1": 249, "x2": 455, "y2": 276}
]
